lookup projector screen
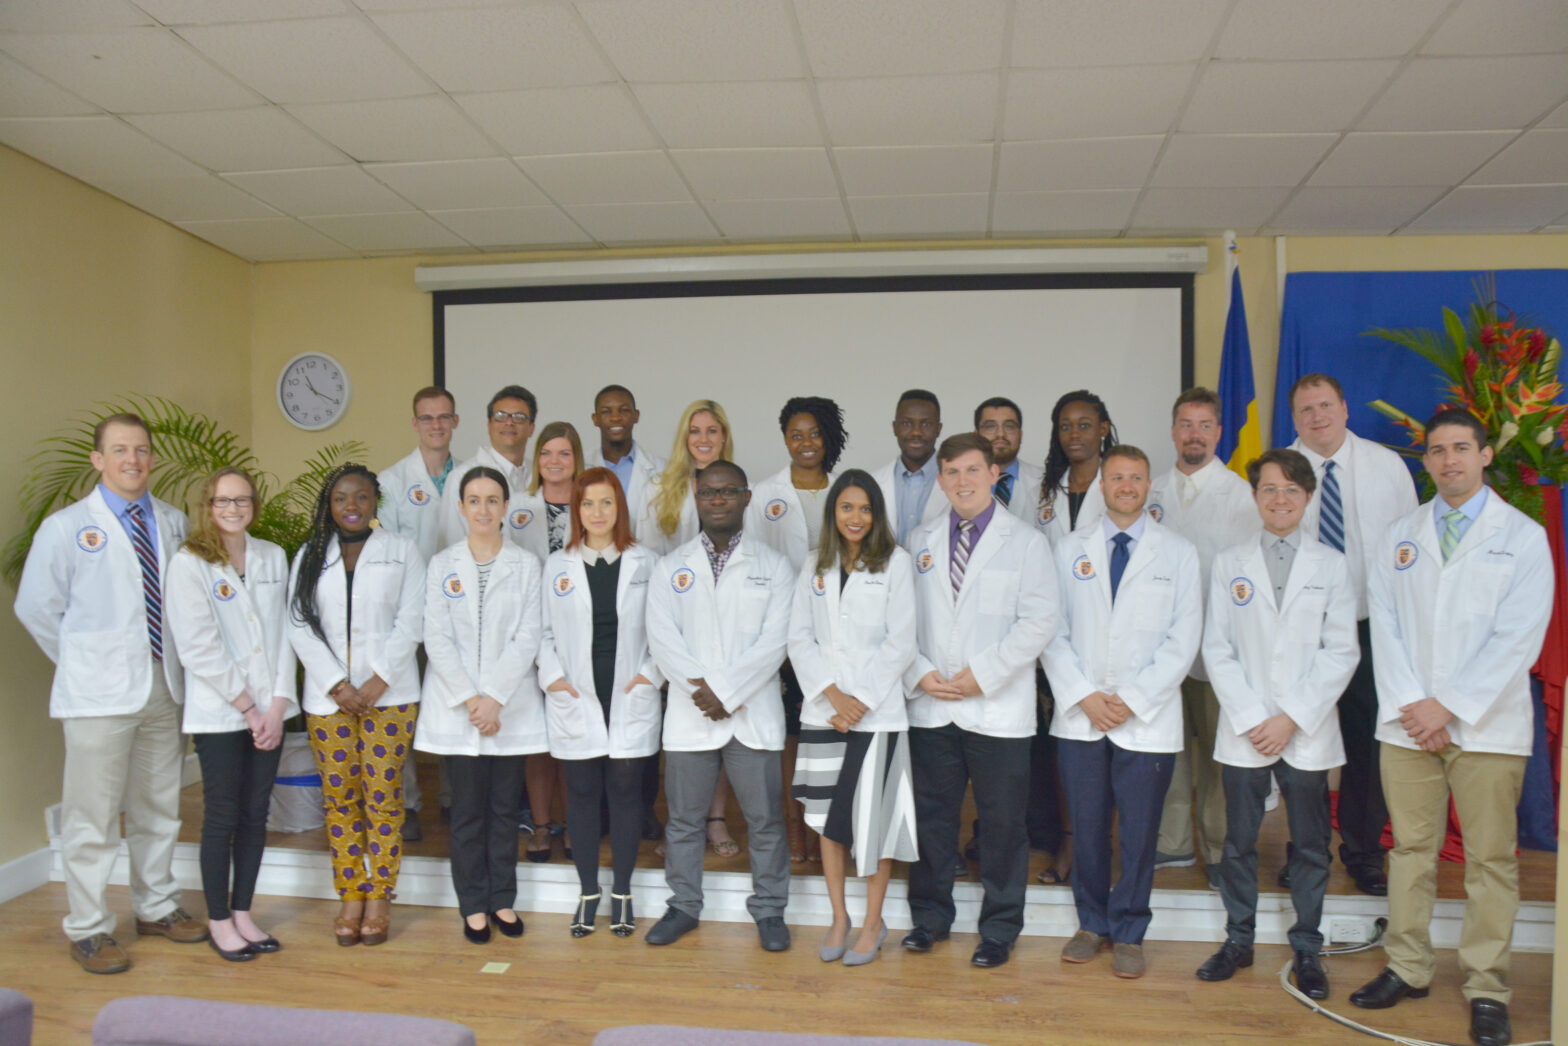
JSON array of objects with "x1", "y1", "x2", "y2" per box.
[{"x1": 434, "y1": 274, "x2": 1193, "y2": 486}]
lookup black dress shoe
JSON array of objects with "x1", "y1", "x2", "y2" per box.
[
  {"x1": 401, "y1": 808, "x2": 422, "y2": 842},
  {"x1": 1293, "y1": 950, "x2": 1329, "y2": 999},
  {"x1": 644, "y1": 908, "x2": 699, "y2": 946},
  {"x1": 756, "y1": 916, "x2": 791, "y2": 953},
  {"x1": 1195, "y1": 940, "x2": 1253, "y2": 982},
  {"x1": 1350, "y1": 868, "x2": 1388, "y2": 896},
  {"x1": 971, "y1": 938, "x2": 1012, "y2": 968},
  {"x1": 1470, "y1": 998, "x2": 1511, "y2": 1046},
  {"x1": 462, "y1": 917, "x2": 491, "y2": 945},
  {"x1": 490, "y1": 910, "x2": 524, "y2": 938},
  {"x1": 641, "y1": 813, "x2": 664, "y2": 842},
  {"x1": 901, "y1": 926, "x2": 949, "y2": 953},
  {"x1": 1350, "y1": 968, "x2": 1429, "y2": 1009},
  {"x1": 1277, "y1": 865, "x2": 1291, "y2": 888}
]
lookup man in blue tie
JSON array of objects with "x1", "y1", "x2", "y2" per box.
[
  {"x1": 1287, "y1": 374, "x2": 1417, "y2": 896},
  {"x1": 15, "y1": 414, "x2": 208, "y2": 974}
]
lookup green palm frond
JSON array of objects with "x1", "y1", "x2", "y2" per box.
[{"x1": 250, "y1": 441, "x2": 369, "y2": 555}]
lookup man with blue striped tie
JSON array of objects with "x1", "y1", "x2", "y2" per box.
[
  {"x1": 1288, "y1": 375, "x2": 1417, "y2": 896},
  {"x1": 15, "y1": 414, "x2": 210, "y2": 974}
]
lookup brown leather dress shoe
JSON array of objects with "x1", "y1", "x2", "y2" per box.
[
  {"x1": 70, "y1": 933, "x2": 131, "y2": 974},
  {"x1": 135, "y1": 907, "x2": 209, "y2": 943}
]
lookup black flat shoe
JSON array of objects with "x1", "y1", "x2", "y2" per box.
[
  {"x1": 1470, "y1": 998, "x2": 1511, "y2": 1046},
  {"x1": 463, "y1": 917, "x2": 491, "y2": 944},
  {"x1": 1195, "y1": 940, "x2": 1253, "y2": 982},
  {"x1": 1350, "y1": 968, "x2": 1428, "y2": 1009},
  {"x1": 490, "y1": 911, "x2": 524, "y2": 938},
  {"x1": 208, "y1": 937, "x2": 257, "y2": 962},
  {"x1": 239, "y1": 935, "x2": 281, "y2": 953},
  {"x1": 1293, "y1": 950, "x2": 1329, "y2": 1000}
]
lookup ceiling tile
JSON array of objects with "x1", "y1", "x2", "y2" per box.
[
  {"x1": 221, "y1": 165, "x2": 411, "y2": 215},
  {"x1": 705, "y1": 197, "x2": 851, "y2": 240},
  {"x1": 632, "y1": 80, "x2": 821, "y2": 148},
  {"x1": 996, "y1": 137, "x2": 1162, "y2": 191},
  {"x1": 834, "y1": 143, "x2": 993, "y2": 196},
  {"x1": 0, "y1": 115, "x2": 203, "y2": 179},
  {"x1": 671, "y1": 148, "x2": 838, "y2": 200},
  {"x1": 1150, "y1": 133, "x2": 1337, "y2": 187},
  {"x1": 1308, "y1": 130, "x2": 1517, "y2": 186},
  {"x1": 125, "y1": 107, "x2": 347, "y2": 171},
  {"x1": 1265, "y1": 185, "x2": 1448, "y2": 232},
  {"x1": 0, "y1": 0, "x2": 152, "y2": 33},
  {"x1": 285, "y1": 96, "x2": 498, "y2": 163},
  {"x1": 1543, "y1": 102, "x2": 1568, "y2": 129},
  {"x1": 1423, "y1": 0, "x2": 1568, "y2": 55},
  {"x1": 1005, "y1": 65, "x2": 1195, "y2": 140},
  {"x1": 369, "y1": 6, "x2": 614, "y2": 93},
  {"x1": 364, "y1": 158, "x2": 545, "y2": 210},
  {"x1": 517, "y1": 151, "x2": 694, "y2": 206},
  {"x1": 795, "y1": 0, "x2": 1007, "y2": 77},
  {"x1": 1129, "y1": 186, "x2": 1293, "y2": 230},
  {"x1": 0, "y1": 53, "x2": 97, "y2": 117},
  {"x1": 1010, "y1": 0, "x2": 1229, "y2": 68},
  {"x1": 90, "y1": 173, "x2": 280, "y2": 222},
  {"x1": 576, "y1": 0, "x2": 803, "y2": 82},
  {"x1": 1214, "y1": 0, "x2": 1447, "y2": 59},
  {"x1": 991, "y1": 189, "x2": 1138, "y2": 234},
  {"x1": 301, "y1": 210, "x2": 467, "y2": 251},
  {"x1": 175, "y1": 17, "x2": 431, "y2": 104},
  {"x1": 846, "y1": 193, "x2": 990, "y2": 238},
  {"x1": 1181, "y1": 59, "x2": 1399, "y2": 133},
  {"x1": 456, "y1": 86, "x2": 657, "y2": 155},
  {"x1": 1468, "y1": 129, "x2": 1568, "y2": 185},
  {"x1": 174, "y1": 216, "x2": 353, "y2": 261},
  {"x1": 133, "y1": 0, "x2": 351, "y2": 23},
  {"x1": 1360, "y1": 55, "x2": 1568, "y2": 131},
  {"x1": 1405, "y1": 185, "x2": 1568, "y2": 231},
  {"x1": 0, "y1": 28, "x2": 259, "y2": 113},
  {"x1": 560, "y1": 201, "x2": 720, "y2": 244},
  {"x1": 818, "y1": 73, "x2": 998, "y2": 146},
  {"x1": 428, "y1": 205, "x2": 592, "y2": 248}
]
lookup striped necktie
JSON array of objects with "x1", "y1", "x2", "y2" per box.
[
  {"x1": 125, "y1": 503, "x2": 163, "y2": 660},
  {"x1": 994, "y1": 473, "x2": 1013, "y2": 507},
  {"x1": 1440, "y1": 508, "x2": 1465, "y2": 561},
  {"x1": 951, "y1": 519, "x2": 974, "y2": 598},
  {"x1": 1318, "y1": 460, "x2": 1345, "y2": 553}
]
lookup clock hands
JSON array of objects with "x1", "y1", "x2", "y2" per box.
[{"x1": 303, "y1": 376, "x2": 341, "y2": 405}]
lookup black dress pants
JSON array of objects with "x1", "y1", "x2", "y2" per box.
[
  {"x1": 445, "y1": 754, "x2": 525, "y2": 917},
  {"x1": 562, "y1": 755, "x2": 648, "y2": 896},
  {"x1": 193, "y1": 730, "x2": 283, "y2": 921},
  {"x1": 1336, "y1": 619, "x2": 1389, "y2": 875}
]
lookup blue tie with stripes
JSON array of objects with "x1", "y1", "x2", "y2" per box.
[
  {"x1": 1318, "y1": 460, "x2": 1345, "y2": 553},
  {"x1": 126, "y1": 503, "x2": 164, "y2": 661}
]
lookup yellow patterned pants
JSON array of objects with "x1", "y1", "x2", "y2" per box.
[{"x1": 306, "y1": 704, "x2": 419, "y2": 900}]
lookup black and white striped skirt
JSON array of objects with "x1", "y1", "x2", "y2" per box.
[{"x1": 792, "y1": 727, "x2": 918, "y2": 878}]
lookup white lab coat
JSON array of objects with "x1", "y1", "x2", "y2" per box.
[
  {"x1": 286, "y1": 528, "x2": 425, "y2": 717},
  {"x1": 1290, "y1": 430, "x2": 1419, "y2": 618},
  {"x1": 1042, "y1": 519, "x2": 1202, "y2": 753},
  {"x1": 1035, "y1": 470, "x2": 1107, "y2": 548},
  {"x1": 14, "y1": 487, "x2": 187, "y2": 718},
  {"x1": 1147, "y1": 459, "x2": 1260, "y2": 679},
  {"x1": 788, "y1": 548, "x2": 918, "y2": 733},
  {"x1": 1369, "y1": 491, "x2": 1553, "y2": 758},
  {"x1": 377, "y1": 448, "x2": 448, "y2": 563},
  {"x1": 166, "y1": 539, "x2": 298, "y2": 734},
  {"x1": 635, "y1": 474, "x2": 700, "y2": 557},
  {"x1": 869, "y1": 457, "x2": 947, "y2": 547},
  {"x1": 1202, "y1": 535, "x2": 1358, "y2": 770},
  {"x1": 1000, "y1": 460, "x2": 1045, "y2": 527},
  {"x1": 538, "y1": 544, "x2": 666, "y2": 759},
  {"x1": 645, "y1": 531, "x2": 794, "y2": 752},
  {"x1": 745, "y1": 465, "x2": 836, "y2": 571},
  {"x1": 904, "y1": 507, "x2": 1059, "y2": 738},
  {"x1": 439, "y1": 444, "x2": 533, "y2": 549},
  {"x1": 415, "y1": 541, "x2": 546, "y2": 757},
  {"x1": 586, "y1": 441, "x2": 665, "y2": 537}
]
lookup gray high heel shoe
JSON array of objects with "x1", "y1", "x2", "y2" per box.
[
  {"x1": 842, "y1": 924, "x2": 889, "y2": 967},
  {"x1": 819, "y1": 925, "x2": 853, "y2": 962}
]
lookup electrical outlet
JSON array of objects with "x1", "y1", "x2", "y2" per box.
[{"x1": 1327, "y1": 916, "x2": 1371, "y2": 944}]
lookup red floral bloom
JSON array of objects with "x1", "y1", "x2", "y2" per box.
[{"x1": 1520, "y1": 464, "x2": 1540, "y2": 485}]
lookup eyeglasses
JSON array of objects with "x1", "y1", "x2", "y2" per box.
[
  {"x1": 695, "y1": 486, "x2": 746, "y2": 501},
  {"x1": 491, "y1": 410, "x2": 531, "y2": 424},
  {"x1": 1257, "y1": 485, "x2": 1307, "y2": 500},
  {"x1": 977, "y1": 420, "x2": 1020, "y2": 435},
  {"x1": 416, "y1": 413, "x2": 456, "y2": 425},
  {"x1": 211, "y1": 496, "x2": 255, "y2": 508}
]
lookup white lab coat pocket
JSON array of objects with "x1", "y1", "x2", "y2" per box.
[
  {"x1": 1134, "y1": 586, "x2": 1174, "y2": 631},
  {"x1": 737, "y1": 588, "x2": 769, "y2": 633},
  {"x1": 1467, "y1": 562, "x2": 1514, "y2": 616},
  {"x1": 547, "y1": 687, "x2": 586, "y2": 740},
  {"x1": 624, "y1": 683, "x2": 663, "y2": 729}
]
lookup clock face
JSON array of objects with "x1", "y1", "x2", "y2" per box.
[{"x1": 277, "y1": 352, "x2": 350, "y2": 431}]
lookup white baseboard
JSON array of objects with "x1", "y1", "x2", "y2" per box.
[
  {"x1": 38, "y1": 838, "x2": 1556, "y2": 952},
  {"x1": 0, "y1": 847, "x2": 54, "y2": 905}
]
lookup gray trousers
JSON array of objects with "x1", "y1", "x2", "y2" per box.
[
  {"x1": 1217, "y1": 761, "x2": 1331, "y2": 954},
  {"x1": 664, "y1": 738, "x2": 789, "y2": 921}
]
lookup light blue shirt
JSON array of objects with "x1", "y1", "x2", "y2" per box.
[
  {"x1": 98, "y1": 483, "x2": 160, "y2": 556},
  {"x1": 895, "y1": 456, "x2": 939, "y2": 545},
  {"x1": 1101, "y1": 512, "x2": 1146, "y2": 560},
  {"x1": 1434, "y1": 486, "x2": 1487, "y2": 550},
  {"x1": 606, "y1": 446, "x2": 636, "y2": 495}
]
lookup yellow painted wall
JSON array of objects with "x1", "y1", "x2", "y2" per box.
[{"x1": 0, "y1": 145, "x2": 252, "y2": 865}]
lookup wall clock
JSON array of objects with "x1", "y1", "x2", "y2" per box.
[{"x1": 277, "y1": 352, "x2": 350, "y2": 431}]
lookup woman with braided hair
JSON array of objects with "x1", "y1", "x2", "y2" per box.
[
  {"x1": 287, "y1": 464, "x2": 426, "y2": 946},
  {"x1": 1036, "y1": 390, "x2": 1118, "y2": 546}
]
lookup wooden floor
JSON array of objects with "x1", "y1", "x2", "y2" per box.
[{"x1": 0, "y1": 882, "x2": 1552, "y2": 1046}]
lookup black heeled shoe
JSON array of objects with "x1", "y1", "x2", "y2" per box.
[
  {"x1": 610, "y1": 893, "x2": 635, "y2": 937},
  {"x1": 490, "y1": 910, "x2": 524, "y2": 938},
  {"x1": 462, "y1": 915, "x2": 491, "y2": 945},
  {"x1": 570, "y1": 893, "x2": 601, "y2": 938},
  {"x1": 550, "y1": 821, "x2": 572, "y2": 860}
]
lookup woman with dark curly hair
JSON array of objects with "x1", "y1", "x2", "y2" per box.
[
  {"x1": 287, "y1": 463, "x2": 425, "y2": 947},
  {"x1": 1036, "y1": 390, "x2": 1117, "y2": 545}
]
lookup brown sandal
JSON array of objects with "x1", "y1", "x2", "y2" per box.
[
  {"x1": 360, "y1": 900, "x2": 391, "y2": 946},
  {"x1": 333, "y1": 914, "x2": 361, "y2": 947}
]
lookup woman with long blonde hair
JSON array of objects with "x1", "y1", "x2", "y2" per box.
[{"x1": 637, "y1": 400, "x2": 734, "y2": 556}]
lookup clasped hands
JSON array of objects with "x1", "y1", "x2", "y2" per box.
[
  {"x1": 241, "y1": 695, "x2": 287, "y2": 751},
  {"x1": 329, "y1": 673, "x2": 389, "y2": 716},
  {"x1": 1399, "y1": 697, "x2": 1454, "y2": 752},
  {"x1": 825, "y1": 684, "x2": 869, "y2": 733},
  {"x1": 918, "y1": 667, "x2": 982, "y2": 703},
  {"x1": 1078, "y1": 690, "x2": 1131, "y2": 733}
]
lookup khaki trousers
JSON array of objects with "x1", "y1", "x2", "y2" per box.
[
  {"x1": 59, "y1": 673, "x2": 185, "y2": 940},
  {"x1": 1381, "y1": 741, "x2": 1526, "y2": 1003},
  {"x1": 1156, "y1": 677, "x2": 1227, "y2": 865}
]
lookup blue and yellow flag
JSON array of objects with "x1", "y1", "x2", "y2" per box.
[{"x1": 1218, "y1": 265, "x2": 1262, "y2": 476}]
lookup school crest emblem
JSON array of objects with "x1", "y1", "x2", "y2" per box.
[
  {"x1": 442, "y1": 573, "x2": 464, "y2": 598},
  {"x1": 915, "y1": 548, "x2": 935, "y2": 573},
  {"x1": 212, "y1": 579, "x2": 237, "y2": 602},
  {"x1": 76, "y1": 526, "x2": 107, "y2": 553},
  {"x1": 553, "y1": 571, "x2": 573, "y2": 596},
  {"x1": 1038, "y1": 503, "x2": 1055, "y2": 525},
  {"x1": 1230, "y1": 576, "x2": 1254, "y2": 606},
  {"x1": 1073, "y1": 554, "x2": 1095, "y2": 580},
  {"x1": 1147, "y1": 503, "x2": 1164, "y2": 523},
  {"x1": 671, "y1": 567, "x2": 695, "y2": 593},
  {"x1": 406, "y1": 484, "x2": 430, "y2": 506},
  {"x1": 1394, "y1": 541, "x2": 1419, "y2": 570},
  {"x1": 765, "y1": 498, "x2": 788, "y2": 521},
  {"x1": 812, "y1": 573, "x2": 826, "y2": 596},
  {"x1": 509, "y1": 508, "x2": 533, "y2": 530}
]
